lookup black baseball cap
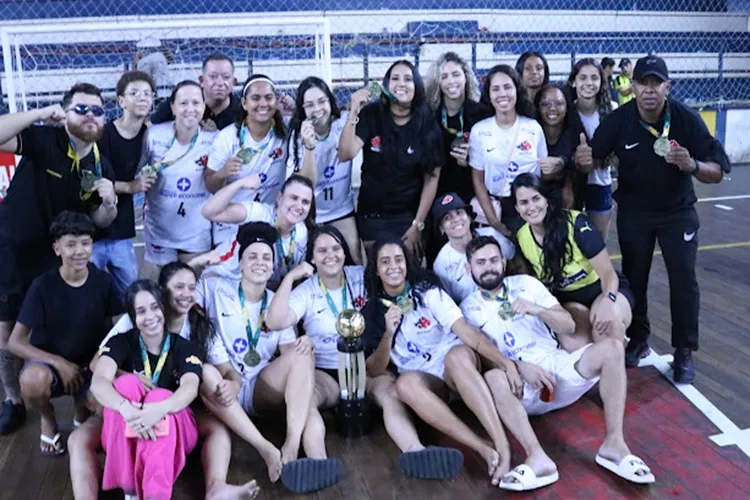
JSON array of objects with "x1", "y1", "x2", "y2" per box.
[
  {"x1": 633, "y1": 55, "x2": 669, "y2": 82},
  {"x1": 431, "y1": 192, "x2": 472, "y2": 224},
  {"x1": 618, "y1": 57, "x2": 632, "y2": 68}
]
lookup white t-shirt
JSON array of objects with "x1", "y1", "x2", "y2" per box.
[
  {"x1": 433, "y1": 227, "x2": 516, "y2": 305},
  {"x1": 578, "y1": 110, "x2": 611, "y2": 187},
  {"x1": 197, "y1": 274, "x2": 296, "y2": 381},
  {"x1": 460, "y1": 274, "x2": 561, "y2": 366},
  {"x1": 99, "y1": 314, "x2": 192, "y2": 348},
  {"x1": 288, "y1": 266, "x2": 367, "y2": 369},
  {"x1": 287, "y1": 113, "x2": 354, "y2": 223},
  {"x1": 141, "y1": 122, "x2": 217, "y2": 252},
  {"x1": 391, "y1": 287, "x2": 463, "y2": 375},
  {"x1": 469, "y1": 115, "x2": 547, "y2": 198},
  {"x1": 240, "y1": 201, "x2": 308, "y2": 286}
]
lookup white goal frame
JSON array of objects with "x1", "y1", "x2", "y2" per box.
[{"x1": 1, "y1": 16, "x2": 333, "y2": 113}]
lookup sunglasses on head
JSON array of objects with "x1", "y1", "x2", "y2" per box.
[{"x1": 68, "y1": 104, "x2": 105, "y2": 117}]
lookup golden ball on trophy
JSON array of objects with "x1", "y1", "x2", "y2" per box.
[{"x1": 335, "y1": 309, "x2": 366, "y2": 339}]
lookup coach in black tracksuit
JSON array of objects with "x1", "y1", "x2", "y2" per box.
[{"x1": 575, "y1": 55, "x2": 731, "y2": 384}]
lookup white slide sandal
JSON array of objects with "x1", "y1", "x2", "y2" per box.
[
  {"x1": 596, "y1": 453, "x2": 656, "y2": 484},
  {"x1": 499, "y1": 464, "x2": 560, "y2": 491}
]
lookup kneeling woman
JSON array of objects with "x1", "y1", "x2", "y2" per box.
[
  {"x1": 199, "y1": 222, "x2": 343, "y2": 493},
  {"x1": 265, "y1": 226, "x2": 367, "y2": 444},
  {"x1": 362, "y1": 238, "x2": 513, "y2": 485},
  {"x1": 91, "y1": 280, "x2": 202, "y2": 500},
  {"x1": 512, "y1": 173, "x2": 633, "y2": 352}
]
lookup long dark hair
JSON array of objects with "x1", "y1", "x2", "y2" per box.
[
  {"x1": 288, "y1": 77, "x2": 341, "y2": 170},
  {"x1": 235, "y1": 74, "x2": 287, "y2": 139},
  {"x1": 515, "y1": 52, "x2": 551, "y2": 87},
  {"x1": 377, "y1": 60, "x2": 443, "y2": 176},
  {"x1": 124, "y1": 279, "x2": 166, "y2": 330},
  {"x1": 278, "y1": 174, "x2": 317, "y2": 233},
  {"x1": 511, "y1": 173, "x2": 572, "y2": 290},
  {"x1": 480, "y1": 64, "x2": 535, "y2": 119},
  {"x1": 533, "y1": 82, "x2": 575, "y2": 139},
  {"x1": 305, "y1": 225, "x2": 355, "y2": 267},
  {"x1": 364, "y1": 237, "x2": 442, "y2": 307},
  {"x1": 158, "y1": 262, "x2": 216, "y2": 362},
  {"x1": 566, "y1": 58, "x2": 613, "y2": 124}
]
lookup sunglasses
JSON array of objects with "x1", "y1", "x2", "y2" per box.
[{"x1": 68, "y1": 104, "x2": 105, "y2": 117}]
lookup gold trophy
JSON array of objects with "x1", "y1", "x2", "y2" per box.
[{"x1": 334, "y1": 309, "x2": 372, "y2": 437}]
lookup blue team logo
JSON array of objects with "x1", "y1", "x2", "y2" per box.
[
  {"x1": 507, "y1": 161, "x2": 520, "y2": 173},
  {"x1": 176, "y1": 177, "x2": 191, "y2": 192},
  {"x1": 503, "y1": 332, "x2": 516, "y2": 348},
  {"x1": 406, "y1": 341, "x2": 421, "y2": 354},
  {"x1": 233, "y1": 338, "x2": 248, "y2": 354},
  {"x1": 259, "y1": 173, "x2": 268, "y2": 184},
  {"x1": 323, "y1": 165, "x2": 335, "y2": 179}
]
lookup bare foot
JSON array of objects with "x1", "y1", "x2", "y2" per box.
[
  {"x1": 480, "y1": 446, "x2": 501, "y2": 483},
  {"x1": 281, "y1": 438, "x2": 301, "y2": 464},
  {"x1": 259, "y1": 444, "x2": 283, "y2": 483},
  {"x1": 492, "y1": 451, "x2": 511, "y2": 485},
  {"x1": 206, "y1": 479, "x2": 260, "y2": 500}
]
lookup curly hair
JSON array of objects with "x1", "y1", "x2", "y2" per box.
[{"x1": 424, "y1": 51, "x2": 481, "y2": 111}]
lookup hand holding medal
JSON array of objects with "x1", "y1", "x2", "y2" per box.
[
  {"x1": 300, "y1": 118, "x2": 317, "y2": 151},
  {"x1": 80, "y1": 169, "x2": 101, "y2": 193},
  {"x1": 664, "y1": 140, "x2": 695, "y2": 173}
]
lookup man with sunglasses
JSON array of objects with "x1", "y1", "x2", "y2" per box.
[{"x1": 0, "y1": 82, "x2": 117, "y2": 434}]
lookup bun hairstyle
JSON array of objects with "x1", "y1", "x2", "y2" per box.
[{"x1": 237, "y1": 221, "x2": 280, "y2": 260}]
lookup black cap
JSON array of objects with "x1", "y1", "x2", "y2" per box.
[
  {"x1": 431, "y1": 192, "x2": 471, "y2": 224},
  {"x1": 237, "y1": 222, "x2": 279, "y2": 260},
  {"x1": 601, "y1": 57, "x2": 615, "y2": 69},
  {"x1": 618, "y1": 57, "x2": 631, "y2": 68},
  {"x1": 633, "y1": 55, "x2": 669, "y2": 82}
]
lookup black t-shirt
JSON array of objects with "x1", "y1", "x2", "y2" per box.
[
  {"x1": 97, "y1": 121, "x2": 147, "y2": 240},
  {"x1": 436, "y1": 101, "x2": 484, "y2": 202},
  {"x1": 0, "y1": 126, "x2": 116, "y2": 245},
  {"x1": 151, "y1": 92, "x2": 241, "y2": 130},
  {"x1": 17, "y1": 265, "x2": 124, "y2": 365},
  {"x1": 590, "y1": 98, "x2": 731, "y2": 213},
  {"x1": 356, "y1": 103, "x2": 445, "y2": 216},
  {"x1": 102, "y1": 330, "x2": 203, "y2": 391}
]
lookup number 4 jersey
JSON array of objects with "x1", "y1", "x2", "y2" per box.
[{"x1": 142, "y1": 122, "x2": 218, "y2": 253}]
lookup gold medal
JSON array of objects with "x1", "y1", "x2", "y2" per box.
[
  {"x1": 451, "y1": 137, "x2": 467, "y2": 150},
  {"x1": 237, "y1": 148, "x2": 256, "y2": 164},
  {"x1": 397, "y1": 295, "x2": 415, "y2": 315},
  {"x1": 367, "y1": 81, "x2": 383, "y2": 98},
  {"x1": 80, "y1": 170, "x2": 99, "y2": 193},
  {"x1": 140, "y1": 164, "x2": 157, "y2": 177},
  {"x1": 244, "y1": 349, "x2": 261, "y2": 367},
  {"x1": 498, "y1": 301, "x2": 515, "y2": 321},
  {"x1": 653, "y1": 137, "x2": 670, "y2": 157}
]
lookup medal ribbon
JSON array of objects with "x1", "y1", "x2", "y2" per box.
[
  {"x1": 139, "y1": 334, "x2": 172, "y2": 384},
  {"x1": 481, "y1": 286, "x2": 511, "y2": 306},
  {"x1": 238, "y1": 287, "x2": 267, "y2": 352},
  {"x1": 152, "y1": 126, "x2": 200, "y2": 172},
  {"x1": 274, "y1": 218, "x2": 297, "y2": 270},
  {"x1": 441, "y1": 106, "x2": 464, "y2": 136},
  {"x1": 319, "y1": 275, "x2": 348, "y2": 318},
  {"x1": 380, "y1": 282, "x2": 412, "y2": 310},
  {"x1": 639, "y1": 104, "x2": 671, "y2": 140},
  {"x1": 67, "y1": 140, "x2": 102, "y2": 176},
  {"x1": 239, "y1": 123, "x2": 276, "y2": 159}
]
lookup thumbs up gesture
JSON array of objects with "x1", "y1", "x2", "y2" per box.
[{"x1": 574, "y1": 132, "x2": 594, "y2": 172}]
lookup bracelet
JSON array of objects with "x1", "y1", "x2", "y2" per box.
[
  {"x1": 304, "y1": 144, "x2": 316, "y2": 151},
  {"x1": 692, "y1": 158, "x2": 700, "y2": 175},
  {"x1": 348, "y1": 116, "x2": 360, "y2": 125}
]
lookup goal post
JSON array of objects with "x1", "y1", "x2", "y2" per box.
[{"x1": 1, "y1": 15, "x2": 332, "y2": 113}]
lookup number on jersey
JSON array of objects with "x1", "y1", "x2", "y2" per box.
[
  {"x1": 323, "y1": 186, "x2": 334, "y2": 201},
  {"x1": 177, "y1": 202, "x2": 186, "y2": 217}
]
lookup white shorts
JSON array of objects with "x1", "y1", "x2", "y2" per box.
[
  {"x1": 520, "y1": 344, "x2": 599, "y2": 416},
  {"x1": 238, "y1": 374, "x2": 260, "y2": 416},
  {"x1": 212, "y1": 221, "x2": 239, "y2": 246},
  {"x1": 398, "y1": 338, "x2": 463, "y2": 382}
]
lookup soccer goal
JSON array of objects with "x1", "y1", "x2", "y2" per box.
[{"x1": 1, "y1": 15, "x2": 332, "y2": 113}]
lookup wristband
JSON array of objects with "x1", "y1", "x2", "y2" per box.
[
  {"x1": 304, "y1": 144, "x2": 316, "y2": 151},
  {"x1": 692, "y1": 158, "x2": 700, "y2": 175}
]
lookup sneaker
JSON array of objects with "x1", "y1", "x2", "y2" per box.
[
  {"x1": 0, "y1": 399, "x2": 26, "y2": 435},
  {"x1": 673, "y1": 348, "x2": 695, "y2": 384},
  {"x1": 625, "y1": 341, "x2": 650, "y2": 368}
]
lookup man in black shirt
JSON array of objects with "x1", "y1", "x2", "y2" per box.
[
  {"x1": 151, "y1": 53, "x2": 240, "y2": 130},
  {"x1": 0, "y1": 83, "x2": 117, "y2": 433},
  {"x1": 8, "y1": 212, "x2": 122, "y2": 454},
  {"x1": 578, "y1": 56, "x2": 730, "y2": 383},
  {"x1": 95, "y1": 71, "x2": 157, "y2": 296}
]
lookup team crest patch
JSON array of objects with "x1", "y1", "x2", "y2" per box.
[
  {"x1": 517, "y1": 140, "x2": 532, "y2": 152},
  {"x1": 416, "y1": 317, "x2": 431, "y2": 329},
  {"x1": 271, "y1": 147, "x2": 283, "y2": 160},
  {"x1": 370, "y1": 136, "x2": 381, "y2": 152},
  {"x1": 185, "y1": 355, "x2": 202, "y2": 366},
  {"x1": 441, "y1": 194, "x2": 453, "y2": 205},
  {"x1": 353, "y1": 295, "x2": 366, "y2": 309},
  {"x1": 195, "y1": 154, "x2": 208, "y2": 168}
]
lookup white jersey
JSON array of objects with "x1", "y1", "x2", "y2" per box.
[
  {"x1": 142, "y1": 122, "x2": 216, "y2": 252},
  {"x1": 240, "y1": 201, "x2": 308, "y2": 286},
  {"x1": 288, "y1": 266, "x2": 367, "y2": 369},
  {"x1": 433, "y1": 227, "x2": 516, "y2": 305},
  {"x1": 460, "y1": 274, "x2": 561, "y2": 366},
  {"x1": 469, "y1": 115, "x2": 547, "y2": 198},
  {"x1": 391, "y1": 286, "x2": 463, "y2": 380},
  {"x1": 197, "y1": 274, "x2": 296, "y2": 381},
  {"x1": 287, "y1": 113, "x2": 354, "y2": 223},
  {"x1": 578, "y1": 111, "x2": 612, "y2": 187},
  {"x1": 100, "y1": 313, "x2": 192, "y2": 348}
]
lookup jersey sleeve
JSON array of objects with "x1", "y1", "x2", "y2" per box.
[
  {"x1": 16, "y1": 126, "x2": 57, "y2": 163},
  {"x1": 277, "y1": 326, "x2": 297, "y2": 346},
  {"x1": 173, "y1": 337, "x2": 203, "y2": 382},
  {"x1": 571, "y1": 212, "x2": 606, "y2": 259},
  {"x1": 239, "y1": 201, "x2": 270, "y2": 224},
  {"x1": 287, "y1": 279, "x2": 311, "y2": 323},
  {"x1": 100, "y1": 332, "x2": 131, "y2": 368},
  {"x1": 99, "y1": 314, "x2": 134, "y2": 348},
  {"x1": 425, "y1": 287, "x2": 463, "y2": 330},
  {"x1": 468, "y1": 123, "x2": 486, "y2": 171},
  {"x1": 206, "y1": 335, "x2": 229, "y2": 366},
  {"x1": 523, "y1": 275, "x2": 561, "y2": 310},
  {"x1": 207, "y1": 126, "x2": 235, "y2": 173}
]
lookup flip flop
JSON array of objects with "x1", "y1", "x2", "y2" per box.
[
  {"x1": 499, "y1": 464, "x2": 559, "y2": 491},
  {"x1": 40, "y1": 432, "x2": 66, "y2": 457},
  {"x1": 73, "y1": 418, "x2": 83, "y2": 428},
  {"x1": 281, "y1": 457, "x2": 343, "y2": 493},
  {"x1": 596, "y1": 453, "x2": 655, "y2": 484},
  {"x1": 398, "y1": 446, "x2": 464, "y2": 480}
]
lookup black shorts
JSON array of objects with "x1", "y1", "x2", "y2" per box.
[
  {"x1": 555, "y1": 273, "x2": 635, "y2": 310},
  {"x1": 319, "y1": 368, "x2": 340, "y2": 384},
  {"x1": 356, "y1": 213, "x2": 413, "y2": 243},
  {"x1": 0, "y1": 239, "x2": 59, "y2": 322}
]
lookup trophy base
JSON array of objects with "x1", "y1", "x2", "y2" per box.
[{"x1": 335, "y1": 397, "x2": 373, "y2": 438}]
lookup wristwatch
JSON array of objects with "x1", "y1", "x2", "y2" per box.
[
  {"x1": 412, "y1": 219, "x2": 425, "y2": 232},
  {"x1": 607, "y1": 292, "x2": 617, "y2": 303}
]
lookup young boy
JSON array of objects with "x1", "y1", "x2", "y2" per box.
[{"x1": 8, "y1": 211, "x2": 123, "y2": 455}]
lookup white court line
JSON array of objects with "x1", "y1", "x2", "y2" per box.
[
  {"x1": 715, "y1": 204, "x2": 734, "y2": 211},
  {"x1": 697, "y1": 194, "x2": 750, "y2": 202},
  {"x1": 638, "y1": 350, "x2": 750, "y2": 458}
]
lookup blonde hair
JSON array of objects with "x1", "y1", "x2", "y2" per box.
[{"x1": 425, "y1": 52, "x2": 481, "y2": 111}]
